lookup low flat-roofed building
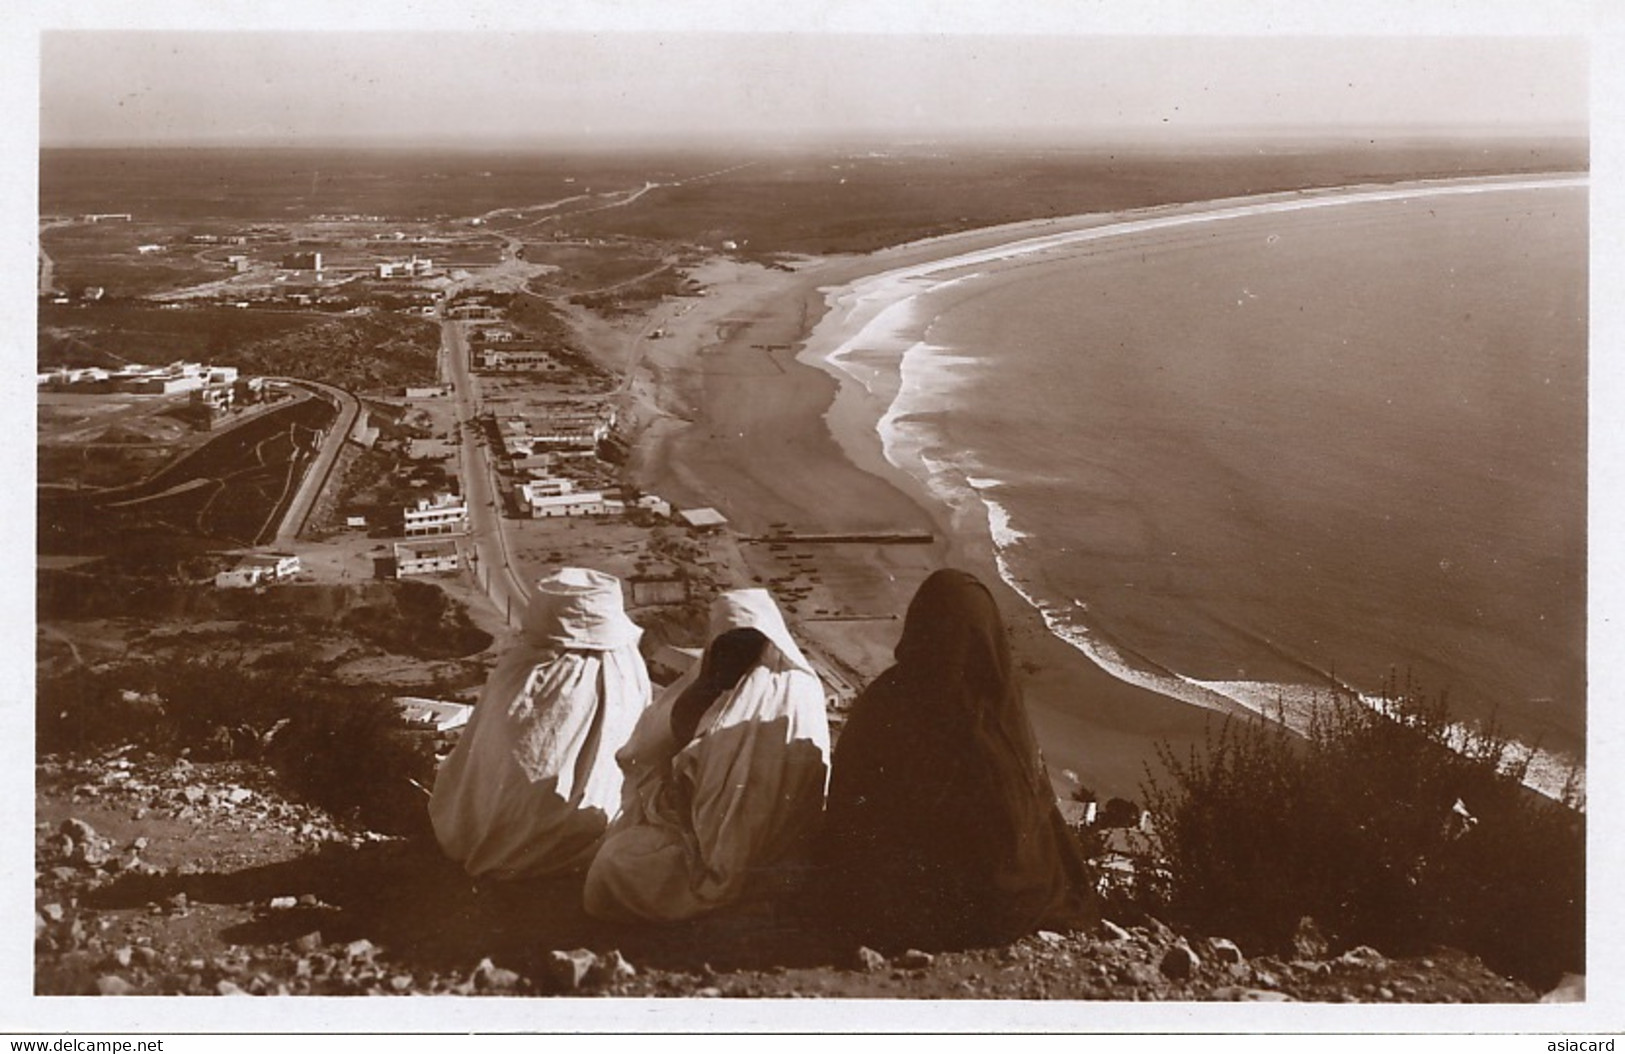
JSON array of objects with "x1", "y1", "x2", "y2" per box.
[
  {"x1": 524, "y1": 477, "x2": 576, "y2": 498},
  {"x1": 394, "y1": 539, "x2": 460, "y2": 576},
  {"x1": 476, "y1": 348, "x2": 564, "y2": 373},
  {"x1": 518, "y1": 483, "x2": 606, "y2": 518},
  {"x1": 678, "y1": 507, "x2": 729, "y2": 531},
  {"x1": 631, "y1": 575, "x2": 688, "y2": 607},
  {"x1": 213, "y1": 551, "x2": 301, "y2": 589}
]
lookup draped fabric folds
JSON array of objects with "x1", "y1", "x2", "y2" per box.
[
  {"x1": 818, "y1": 569, "x2": 1098, "y2": 950},
  {"x1": 429, "y1": 569, "x2": 651, "y2": 880},
  {"x1": 584, "y1": 589, "x2": 831, "y2": 923}
]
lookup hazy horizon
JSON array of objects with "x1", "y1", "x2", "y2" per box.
[{"x1": 39, "y1": 32, "x2": 1587, "y2": 150}]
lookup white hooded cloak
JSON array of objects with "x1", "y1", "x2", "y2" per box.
[
  {"x1": 583, "y1": 589, "x2": 831, "y2": 922},
  {"x1": 429, "y1": 568, "x2": 651, "y2": 879}
]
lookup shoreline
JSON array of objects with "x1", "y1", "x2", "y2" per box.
[{"x1": 629, "y1": 174, "x2": 1586, "y2": 802}]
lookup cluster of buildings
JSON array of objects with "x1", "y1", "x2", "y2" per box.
[
  {"x1": 495, "y1": 409, "x2": 611, "y2": 463},
  {"x1": 475, "y1": 348, "x2": 565, "y2": 372},
  {"x1": 214, "y1": 552, "x2": 302, "y2": 590},
  {"x1": 38, "y1": 360, "x2": 247, "y2": 398},
  {"x1": 376, "y1": 255, "x2": 434, "y2": 279},
  {"x1": 514, "y1": 476, "x2": 672, "y2": 520}
]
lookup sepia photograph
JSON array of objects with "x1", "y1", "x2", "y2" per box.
[{"x1": 12, "y1": 0, "x2": 1615, "y2": 1038}]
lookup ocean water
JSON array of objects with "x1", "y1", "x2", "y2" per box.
[{"x1": 819, "y1": 180, "x2": 1587, "y2": 793}]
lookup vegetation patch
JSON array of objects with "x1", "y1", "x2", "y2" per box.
[{"x1": 1136, "y1": 678, "x2": 1583, "y2": 989}]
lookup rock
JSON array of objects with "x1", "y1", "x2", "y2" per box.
[
  {"x1": 544, "y1": 949, "x2": 597, "y2": 991},
  {"x1": 588, "y1": 949, "x2": 637, "y2": 985},
  {"x1": 1207, "y1": 937, "x2": 1245, "y2": 965},
  {"x1": 1377, "y1": 987, "x2": 1395, "y2": 1000},
  {"x1": 96, "y1": 975, "x2": 135, "y2": 996},
  {"x1": 50, "y1": 867, "x2": 78, "y2": 884},
  {"x1": 294, "y1": 931, "x2": 323, "y2": 953},
  {"x1": 131, "y1": 837, "x2": 149, "y2": 852},
  {"x1": 298, "y1": 894, "x2": 320, "y2": 908},
  {"x1": 60, "y1": 818, "x2": 98, "y2": 843},
  {"x1": 390, "y1": 975, "x2": 414, "y2": 992},
  {"x1": 227, "y1": 788, "x2": 253, "y2": 804},
  {"x1": 34, "y1": 913, "x2": 46, "y2": 940},
  {"x1": 1143, "y1": 915, "x2": 1177, "y2": 942},
  {"x1": 269, "y1": 896, "x2": 298, "y2": 910},
  {"x1": 897, "y1": 949, "x2": 935, "y2": 970},
  {"x1": 1540, "y1": 973, "x2": 1586, "y2": 1003},
  {"x1": 165, "y1": 893, "x2": 189, "y2": 914},
  {"x1": 216, "y1": 980, "x2": 248, "y2": 996},
  {"x1": 1291, "y1": 916, "x2": 1330, "y2": 960},
  {"x1": 344, "y1": 939, "x2": 377, "y2": 961},
  {"x1": 483, "y1": 966, "x2": 522, "y2": 990},
  {"x1": 854, "y1": 946, "x2": 887, "y2": 973},
  {"x1": 694, "y1": 987, "x2": 722, "y2": 998},
  {"x1": 1238, "y1": 988, "x2": 1293, "y2": 1002},
  {"x1": 1098, "y1": 919, "x2": 1133, "y2": 942},
  {"x1": 1035, "y1": 930, "x2": 1065, "y2": 945},
  {"x1": 183, "y1": 786, "x2": 206, "y2": 804},
  {"x1": 1160, "y1": 940, "x2": 1201, "y2": 981},
  {"x1": 112, "y1": 946, "x2": 134, "y2": 969},
  {"x1": 41, "y1": 903, "x2": 65, "y2": 923},
  {"x1": 1337, "y1": 945, "x2": 1387, "y2": 970},
  {"x1": 133, "y1": 946, "x2": 161, "y2": 968}
]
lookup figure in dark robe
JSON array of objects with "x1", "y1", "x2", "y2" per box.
[{"x1": 819, "y1": 568, "x2": 1098, "y2": 950}]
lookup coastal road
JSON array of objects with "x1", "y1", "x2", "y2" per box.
[
  {"x1": 271, "y1": 378, "x2": 359, "y2": 548},
  {"x1": 441, "y1": 318, "x2": 529, "y2": 628}
]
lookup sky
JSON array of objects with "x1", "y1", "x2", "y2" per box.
[{"x1": 36, "y1": 22, "x2": 1590, "y2": 148}]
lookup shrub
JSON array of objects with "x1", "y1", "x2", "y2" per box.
[
  {"x1": 37, "y1": 659, "x2": 438, "y2": 837},
  {"x1": 1141, "y1": 676, "x2": 1583, "y2": 988}
]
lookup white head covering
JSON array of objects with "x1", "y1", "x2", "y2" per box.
[
  {"x1": 583, "y1": 588, "x2": 831, "y2": 922},
  {"x1": 522, "y1": 567, "x2": 641, "y2": 651},
  {"x1": 704, "y1": 587, "x2": 814, "y2": 676},
  {"x1": 428, "y1": 568, "x2": 651, "y2": 880}
]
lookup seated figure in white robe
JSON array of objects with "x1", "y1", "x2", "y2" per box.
[
  {"x1": 429, "y1": 567, "x2": 651, "y2": 880},
  {"x1": 583, "y1": 589, "x2": 831, "y2": 922}
]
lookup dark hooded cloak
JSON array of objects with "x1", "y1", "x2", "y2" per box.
[{"x1": 819, "y1": 569, "x2": 1097, "y2": 949}]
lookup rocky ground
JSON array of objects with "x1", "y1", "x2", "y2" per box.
[{"x1": 36, "y1": 749, "x2": 1545, "y2": 1004}]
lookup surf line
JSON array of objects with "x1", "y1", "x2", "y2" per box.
[{"x1": 866, "y1": 173, "x2": 1588, "y2": 284}]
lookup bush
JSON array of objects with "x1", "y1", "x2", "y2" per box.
[
  {"x1": 1141, "y1": 676, "x2": 1583, "y2": 988},
  {"x1": 268, "y1": 685, "x2": 438, "y2": 837},
  {"x1": 37, "y1": 659, "x2": 438, "y2": 837}
]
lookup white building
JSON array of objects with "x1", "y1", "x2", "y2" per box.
[
  {"x1": 476, "y1": 348, "x2": 563, "y2": 373},
  {"x1": 394, "y1": 539, "x2": 460, "y2": 576},
  {"x1": 517, "y1": 480, "x2": 607, "y2": 518},
  {"x1": 214, "y1": 552, "x2": 301, "y2": 589},
  {"x1": 635, "y1": 494, "x2": 672, "y2": 519},
  {"x1": 678, "y1": 507, "x2": 729, "y2": 532},
  {"x1": 377, "y1": 256, "x2": 434, "y2": 279},
  {"x1": 524, "y1": 477, "x2": 576, "y2": 498},
  {"x1": 403, "y1": 493, "x2": 468, "y2": 536},
  {"x1": 113, "y1": 361, "x2": 238, "y2": 396}
]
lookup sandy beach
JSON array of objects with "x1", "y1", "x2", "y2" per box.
[{"x1": 624, "y1": 230, "x2": 1248, "y2": 800}]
